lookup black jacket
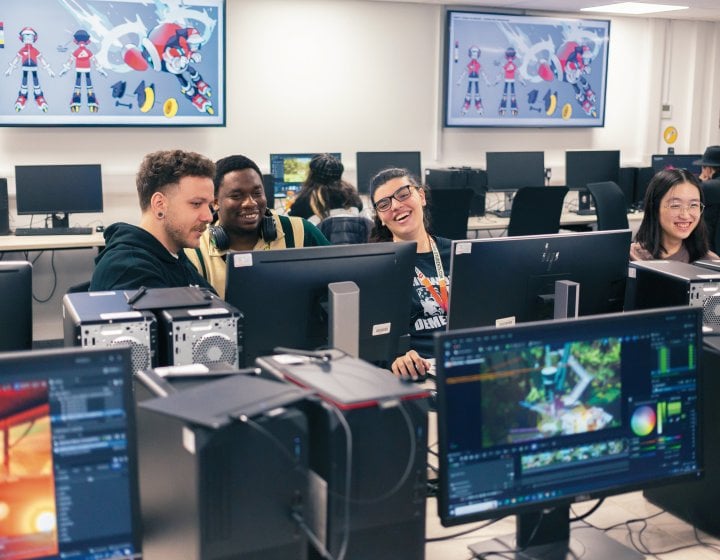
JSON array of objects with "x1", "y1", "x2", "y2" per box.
[
  {"x1": 90, "y1": 222, "x2": 215, "y2": 292},
  {"x1": 702, "y1": 174, "x2": 720, "y2": 252}
]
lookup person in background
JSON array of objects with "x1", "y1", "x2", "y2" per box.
[
  {"x1": 696, "y1": 146, "x2": 720, "y2": 252},
  {"x1": 631, "y1": 167, "x2": 718, "y2": 262},
  {"x1": 288, "y1": 153, "x2": 363, "y2": 223},
  {"x1": 186, "y1": 154, "x2": 329, "y2": 298},
  {"x1": 369, "y1": 167, "x2": 451, "y2": 380},
  {"x1": 90, "y1": 149, "x2": 216, "y2": 292}
]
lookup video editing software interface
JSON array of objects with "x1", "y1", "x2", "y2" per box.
[
  {"x1": 0, "y1": 347, "x2": 140, "y2": 560},
  {"x1": 651, "y1": 154, "x2": 702, "y2": 178},
  {"x1": 437, "y1": 308, "x2": 701, "y2": 525},
  {"x1": 269, "y1": 152, "x2": 342, "y2": 198}
]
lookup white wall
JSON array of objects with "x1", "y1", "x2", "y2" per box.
[{"x1": 2, "y1": 0, "x2": 719, "y2": 339}]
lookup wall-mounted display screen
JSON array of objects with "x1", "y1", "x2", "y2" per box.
[
  {"x1": 0, "y1": 0, "x2": 225, "y2": 126},
  {"x1": 444, "y1": 11, "x2": 610, "y2": 128}
]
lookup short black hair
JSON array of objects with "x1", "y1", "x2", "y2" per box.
[{"x1": 214, "y1": 155, "x2": 263, "y2": 196}]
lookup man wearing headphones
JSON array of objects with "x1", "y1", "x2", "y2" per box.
[
  {"x1": 91, "y1": 149, "x2": 216, "y2": 291},
  {"x1": 186, "y1": 154, "x2": 329, "y2": 298}
]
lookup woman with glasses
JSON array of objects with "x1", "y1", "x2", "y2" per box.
[
  {"x1": 631, "y1": 168, "x2": 718, "y2": 261},
  {"x1": 369, "y1": 168, "x2": 451, "y2": 380}
]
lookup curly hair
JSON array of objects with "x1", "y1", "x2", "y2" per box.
[
  {"x1": 634, "y1": 168, "x2": 710, "y2": 261},
  {"x1": 136, "y1": 149, "x2": 215, "y2": 210}
]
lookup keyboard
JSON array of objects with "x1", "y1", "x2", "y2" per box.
[
  {"x1": 491, "y1": 209, "x2": 512, "y2": 218},
  {"x1": 574, "y1": 209, "x2": 596, "y2": 216},
  {"x1": 15, "y1": 227, "x2": 93, "y2": 236}
]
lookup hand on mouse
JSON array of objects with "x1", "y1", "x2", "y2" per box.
[{"x1": 391, "y1": 350, "x2": 431, "y2": 381}]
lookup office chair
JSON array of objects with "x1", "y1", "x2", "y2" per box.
[
  {"x1": 507, "y1": 186, "x2": 568, "y2": 237},
  {"x1": 427, "y1": 188, "x2": 474, "y2": 240},
  {"x1": 586, "y1": 181, "x2": 630, "y2": 230},
  {"x1": 318, "y1": 215, "x2": 374, "y2": 244}
]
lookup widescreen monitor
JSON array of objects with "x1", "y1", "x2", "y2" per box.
[
  {"x1": 0, "y1": 261, "x2": 32, "y2": 351},
  {"x1": 435, "y1": 306, "x2": 702, "y2": 558},
  {"x1": 269, "y1": 153, "x2": 342, "y2": 198},
  {"x1": 225, "y1": 242, "x2": 416, "y2": 367},
  {"x1": 356, "y1": 151, "x2": 422, "y2": 194},
  {"x1": 651, "y1": 154, "x2": 702, "y2": 178},
  {"x1": 15, "y1": 164, "x2": 103, "y2": 228},
  {"x1": 447, "y1": 229, "x2": 631, "y2": 330},
  {"x1": 0, "y1": 346, "x2": 142, "y2": 560},
  {"x1": 485, "y1": 151, "x2": 545, "y2": 191}
]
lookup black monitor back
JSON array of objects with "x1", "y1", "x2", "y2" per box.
[
  {"x1": 565, "y1": 150, "x2": 620, "y2": 190},
  {"x1": 356, "y1": 151, "x2": 421, "y2": 194},
  {"x1": 486, "y1": 151, "x2": 545, "y2": 191}
]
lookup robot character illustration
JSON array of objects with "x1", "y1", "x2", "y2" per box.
[
  {"x1": 497, "y1": 47, "x2": 525, "y2": 116},
  {"x1": 539, "y1": 42, "x2": 597, "y2": 117},
  {"x1": 122, "y1": 23, "x2": 213, "y2": 114},
  {"x1": 59, "y1": 29, "x2": 108, "y2": 113},
  {"x1": 454, "y1": 43, "x2": 493, "y2": 116},
  {"x1": 4, "y1": 27, "x2": 55, "y2": 113}
]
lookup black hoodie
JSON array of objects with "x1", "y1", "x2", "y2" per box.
[{"x1": 90, "y1": 222, "x2": 214, "y2": 292}]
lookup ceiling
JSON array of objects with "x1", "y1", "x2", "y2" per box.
[{"x1": 372, "y1": 0, "x2": 720, "y2": 21}]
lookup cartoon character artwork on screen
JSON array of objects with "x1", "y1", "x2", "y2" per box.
[
  {"x1": 58, "y1": 29, "x2": 108, "y2": 113},
  {"x1": 538, "y1": 41, "x2": 597, "y2": 118},
  {"x1": 454, "y1": 42, "x2": 493, "y2": 116},
  {"x1": 57, "y1": 0, "x2": 220, "y2": 120},
  {"x1": 4, "y1": 27, "x2": 55, "y2": 112},
  {"x1": 497, "y1": 46, "x2": 525, "y2": 117}
]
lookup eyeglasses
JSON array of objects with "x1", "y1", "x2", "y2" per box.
[
  {"x1": 663, "y1": 202, "x2": 705, "y2": 216},
  {"x1": 373, "y1": 185, "x2": 416, "y2": 212}
]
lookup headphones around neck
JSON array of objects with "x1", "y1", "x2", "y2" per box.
[{"x1": 209, "y1": 208, "x2": 277, "y2": 251}]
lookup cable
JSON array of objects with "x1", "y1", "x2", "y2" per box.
[
  {"x1": 33, "y1": 250, "x2": 58, "y2": 303},
  {"x1": 569, "y1": 498, "x2": 605, "y2": 522}
]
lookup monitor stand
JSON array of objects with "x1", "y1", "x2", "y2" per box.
[
  {"x1": 51, "y1": 212, "x2": 70, "y2": 228},
  {"x1": 328, "y1": 281, "x2": 360, "y2": 358},
  {"x1": 468, "y1": 506, "x2": 643, "y2": 559}
]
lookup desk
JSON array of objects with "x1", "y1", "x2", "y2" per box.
[
  {"x1": 0, "y1": 232, "x2": 105, "y2": 251},
  {"x1": 468, "y1": 210, "x2": 644, "y2": 233}
]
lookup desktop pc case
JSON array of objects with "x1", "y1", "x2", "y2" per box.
[
  {"x1": 135, "y1": 371, "x2": 311, "y2": 559},
  {"x1": 156, "y1": 297, "x2": 243, "y2": 368},
  {"x1": 62, "y1": 290, "x2": 158, "y2": 372},
  {"x1": 256, "y1": 351, "x2": 430, "y2": 560},
  {"x1": 628, "y1": 260, "x2": 720, "y2": 329},
  {"x1": 644, "y1": 339, "x2": 720, "y2": 536}
]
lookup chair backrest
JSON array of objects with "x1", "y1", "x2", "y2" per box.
[
  {"x1": 0, "y1": 261, "x2": 32, "y2": 351},
  {"x1": 318, "y1": 215, "x2": 374, "y2": 245},
  {"x1": 427, "y1": 188, "x2": 474, "y2": 240},
  {"x1": 507, "y1": 186, "x2": 568, "y2": 237},
  {"x1": 587, "y1": 181, "x2": 630, "y2": 231}
]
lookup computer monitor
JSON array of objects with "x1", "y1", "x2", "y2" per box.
[
  {"x1": 356, "y1": 151, "x2": 422, "y2": 194},
  {"x1": 0, "y1": 261, "x2": 32, "y2": 351},
  {"x1": 651, "y1": 153, "x2": 702, "y2": 178},
  {"x1": 436, "y1": 306, "x2": 702, "y2": 559},
  {"x1": 225, "y1": 242, "x2": 416, "y2": 367},
  {"x1": 15, "y1": 164, "x2": 103, "y2": 229},
  {"x1": 0, "y1": 346, "x2": 142, "y2": 560},
  {"x1": 269, "y1": 153, "x2": 342, "y2": 198},
  {"x1": 565, "y1": 150, "x2": 621, "y2": 190},
  {"x1": 447, "y1": 230, "x2": 632, "y2": 330},
  {"x1": 485, "y1": 152, "x2": 545, "y2": 216}
]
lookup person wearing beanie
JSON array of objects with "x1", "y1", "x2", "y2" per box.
[
  {"x1": 288, "y1": 153, "x2": 363, "y2": 224},
  {"x1": 696, "y1": 146, "x2": 720, "y2": 251}
]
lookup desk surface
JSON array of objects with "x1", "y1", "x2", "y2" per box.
[
  {"x1": 0, "y1": 232, "x2": 105, "y2": 251},
  {"x1": 469, "y1": 210, "x2": 644, "y2": 232}
]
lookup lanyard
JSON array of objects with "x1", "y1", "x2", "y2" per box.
[{"x1": 415, "y1": 237, "x2": 448, "y2": 313}]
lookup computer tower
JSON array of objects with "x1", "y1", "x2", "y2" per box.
[
  {"x1": 136, "y1": 372, "x2": 311, "y2": 559},
  {"x1": 628, "y1": 260, "x2": 720, "y2": 329},
  {"x1": 0, "y1": 178, "x2": 9, "y2": 235},
  {"x1": 644, "y1": 339, "x2": 720, "y2": 535},
  {"x1": 156, "y1": 297, "x2": 243, "y2": 367},
  {"x1": 257, "y1": 351, "x2": 429, "y2": 560},
  {"x1": 425, "y1": 167, "x2": 488, "y2": 216},
  {"x1": 63, "y1": 290, "x2": 158, "y2": 372}
]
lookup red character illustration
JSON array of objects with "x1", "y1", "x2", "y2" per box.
[
  {"x1": 539, "y1": 42, "x2": 597, "y2": 117},
  {"x1": 59, "y1": 29, "x2": 108, "y2": 113},
  {"x1": 455, "y1": 44, "x2": 493, "y2": 116},
  {"x1": 4, "y1": 27, "x2": 55, "y2": 112},
  {"x1": 122, "y1": 23, "x2": 213, "y2": 114},
  {"x1": 498, "y1": 47, "x2": 524, "y2": 116}
]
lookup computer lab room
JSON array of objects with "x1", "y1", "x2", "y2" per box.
[{"x1": 1, "y1": 0, "x2": 720, "y2": 559}]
